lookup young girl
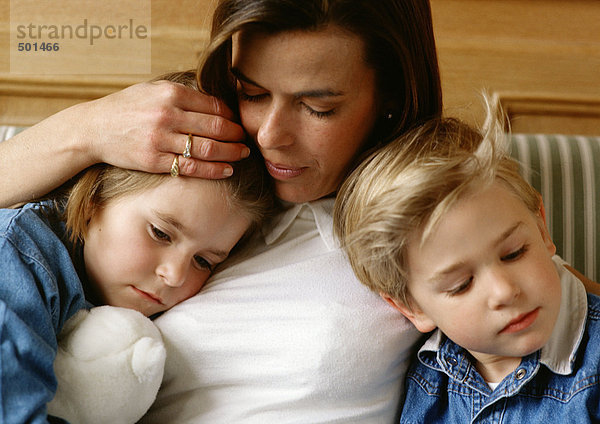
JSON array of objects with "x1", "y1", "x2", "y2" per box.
[{"x1": 0, "y1": 73, "x2": 275, "y2": 423}]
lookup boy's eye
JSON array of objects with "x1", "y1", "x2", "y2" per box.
[
  {"x1": 448, "y1": 277, "x2": 473, "y2": 296},
  {"x1": 194, "y1": 255, "x2": 213, "y2": 271},
  {"x1": 151, "y1": 225, "x2": 171, "y2": 242},
  {"x1": 501, "y1": 245, "x2": 528, "y2": 262}
]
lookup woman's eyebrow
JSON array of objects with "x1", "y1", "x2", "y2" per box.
[
  {"x1": 231, "y1": 67, "x2": 262, "y2": 88},
  {"x1": 231, "y1": 67, "x2": 344, "y2": 99}
]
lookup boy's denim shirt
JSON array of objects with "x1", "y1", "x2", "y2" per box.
[
  {"x1": 0, "y1": 202, "x2": 87, "y2": 423},
  {"x1": 400, "y1": 257, "x2": 600, "y2": 423}
]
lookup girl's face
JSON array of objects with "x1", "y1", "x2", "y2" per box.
[
  {"x1": 83, "y1": 178, "x2": 250, "y2": 317},
  {"x1": 232, "y1": 26, "x2": 379, "y2": 203}
]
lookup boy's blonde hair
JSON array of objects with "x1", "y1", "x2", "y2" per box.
[
  {"x1": 64, "y1": 71, "x2": 275, "y2": 246},
  {"x1": 334, "y1": 98, "x2": 541, "y2": 307}
]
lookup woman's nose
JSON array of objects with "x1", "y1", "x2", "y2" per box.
[{"x1": 256, "y1": 102, "x2": 294, "y2": 150}]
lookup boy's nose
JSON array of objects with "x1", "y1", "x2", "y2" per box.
[{"x1": 486, "y1": 268, "x2": 520, "y2": 309}]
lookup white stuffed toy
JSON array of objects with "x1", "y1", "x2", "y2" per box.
[{"x1": 47, "y1": 306, "x2": 166, "y2": 424}]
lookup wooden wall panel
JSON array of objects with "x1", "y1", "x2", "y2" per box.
[
  {"x1": 0, "y1": 0, "x2": 214, "y2": 125},
  {"x1": 430, "y1": 0, "x2": 600, "y2": 135}
]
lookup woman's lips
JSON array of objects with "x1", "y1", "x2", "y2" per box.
[
  {"x1": 499, "y1": 308, "x2": 539, "y2": 334},
  {"x1": 131, "y1": 286, "x2": 164, "y2": 305},
  {"x1": 264, "y1": 160, "x2": 305, "y2": 179}
]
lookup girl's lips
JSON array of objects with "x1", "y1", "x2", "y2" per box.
[
  {"x1": 499, "y1": 308, "x2": 539, "y2": 334},
  {"x1": 264, "y1": 160, "x2": 305, "y2": 179},
  {"x1": 131, "y1": 286, "x2": 164, "y2": 305}
]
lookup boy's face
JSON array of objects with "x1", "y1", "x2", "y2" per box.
[
  {"x1": 83, "y1": 177, "x2": 250, "y2": 317},
  {"x1": 392, "y1": 182, "x2": 561, "y2": 373}
]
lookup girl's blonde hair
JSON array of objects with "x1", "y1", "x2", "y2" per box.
[
  {"x1": 64, "y1": 71, "x2": 275, "y2": 246},
  {"x1": 334, "y1": 96, "x2": 540, "y2": 307}
]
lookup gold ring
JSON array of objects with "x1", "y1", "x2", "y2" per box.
[
  {"x1": 170, "y1": 155, "x2": 180, "y2": 177},
  {"x1": 183, "y1": 133, "x2": 192, "y2": 158}
]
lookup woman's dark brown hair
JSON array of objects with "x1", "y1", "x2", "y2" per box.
[{"x1": 198, "y1": 0, "x2": 442, "y2": 153}]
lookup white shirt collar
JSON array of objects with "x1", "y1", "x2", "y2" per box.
[
  {"x1": 538, "y1": 257, "x2": 587, "y2": 374},
  {"x1": 262, "y1": 198, "x2": 337, "y2": 251}
]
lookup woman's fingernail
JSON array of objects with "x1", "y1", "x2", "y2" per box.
[
  {"x1": 241, "y1": 147, "x2": 250, "y2": 158},
  {"x1": 223, "y1": 167, "x2": 233, "y2": 177}
]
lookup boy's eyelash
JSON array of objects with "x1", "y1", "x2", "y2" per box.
[
  {"x1": 448, "y1": 277, "x2": 473, "y2": 296},
  {"x1": 502, "y1": 245, "x2": 528, "y2": 261},
  {"x1": 446, "y1": 245, "x2": 529, "y2": 297}
]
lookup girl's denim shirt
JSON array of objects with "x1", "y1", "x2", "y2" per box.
[
  {"x1": 400, "y1": 258, "x2": 600, "y2": 423},
  {"x1": 0, "y1": 202, "x2": 87, "y2": 423}
]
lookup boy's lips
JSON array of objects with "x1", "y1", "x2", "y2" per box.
[
  {"x1": 264, "y1": 160, "x2": 305, "y2": 179},
  {"x1": 131, "y1": 286, "x2": 164, "y2": 305},
  {"x1": 499, "y1": 308, "x2": 540, "y2": 334}
]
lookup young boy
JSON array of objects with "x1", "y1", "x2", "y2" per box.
[
  {"x1": 0, "y1": 71, "x2": 276, "y2": 422},
  {"x1": 334, "y1": 103, "x2": 600, "y2": 422}
]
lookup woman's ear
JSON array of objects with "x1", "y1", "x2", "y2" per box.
[{"x1": 380, "y1": 292, "x2": 437, "y2": 333}]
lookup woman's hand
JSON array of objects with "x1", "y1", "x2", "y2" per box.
[
  {"x1": 0, "y1": 80, "x2": 248, "y2": 207},
  {"x1": 83, "y1": 80, "x2": 248, "y2": 178}
]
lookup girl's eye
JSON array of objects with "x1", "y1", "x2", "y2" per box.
[
  {"x1": 448, "y1": 277, "x2": 473, "y2": 296},
  {"x1": 501, "y1": 245, "x2": 528, "y2": 262},
  {"x1": 194, "y1": 255, "x2": 213, "y2": 271},
  {"x1": 151, "y1": 225, "x2": 171, "y2": 242},
  {"x1": 303, "y1": 104, "x2": 336, "y2": 119},
  {"x1": 238, "y1": 91, "x2": 268, "y2": 103}
]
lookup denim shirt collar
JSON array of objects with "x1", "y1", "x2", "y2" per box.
[
  {"x1": 262, "y1": 198, "x2": 337, "y2": 251},
  {"x1": 417, "y1": 256, "x2": 588, "y2": 391}
]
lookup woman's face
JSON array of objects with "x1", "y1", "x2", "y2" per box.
[{"x1": 232, "y1": 26, "x2": 379, "y2": 203}]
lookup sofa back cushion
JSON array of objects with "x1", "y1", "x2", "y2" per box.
[{"x1": 511, "y1": 134, "x2": 600, "y2": 283}]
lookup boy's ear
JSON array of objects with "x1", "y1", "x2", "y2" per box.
[
  {"x1": 380, "y1": 293, "x2": 436, "y2": 333},
  {"x1": 536, "y1": 199, "x2": 556, "y2": 256}
]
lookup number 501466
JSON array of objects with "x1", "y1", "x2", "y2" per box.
[{"x1": 18, "y1": 42, "x2": 60, "y2": 51}]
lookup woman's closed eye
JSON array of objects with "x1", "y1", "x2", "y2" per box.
[
  {"x1": 238, "y1": 92, "x2": 268, "y2": 103},
  {"x1": 302, "y1": 104, "x2": 336, "y2": 119}
]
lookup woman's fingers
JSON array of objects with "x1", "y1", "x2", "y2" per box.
[
  {"x1": 172, "y1": 134, "x2": 250, "y2": 162},
  {"x1": 168, "y1": 136, "x2": 252, "y2": 179},
  {"x1": 178, "y1": 157, "x2": 235, "y2": 179},
  {"x1": 85, "y1": 80, "x2": 253, "y2": 179}
]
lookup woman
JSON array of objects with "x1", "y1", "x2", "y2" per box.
[
  {"x1": 139, "y1": 3, "x2": 437, "y2": 421},
  {"x1": 4, "y1": 0, "x2": 586, "y2": 422}
]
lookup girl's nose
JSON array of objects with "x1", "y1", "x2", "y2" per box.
[{"x1": 156, "y1": 255, "x2": 188, "y2": 288}]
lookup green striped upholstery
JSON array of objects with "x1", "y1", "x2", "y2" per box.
[
  {"x1": 511, "y1": 134, "x2": 600, "y2": 283},
  {"x1": 0, "y1": 126, "x2": 26, "y2": 140},
  {"x1": 1, "y1": 126, "x2": 598, "y2": 282}
]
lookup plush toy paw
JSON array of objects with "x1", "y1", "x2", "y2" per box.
[{"x1": 47, "y1": 306, "x2": 166, "y2": 424}]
